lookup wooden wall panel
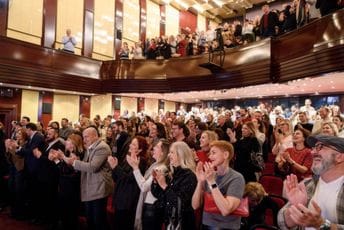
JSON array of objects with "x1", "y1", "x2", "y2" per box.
[
  {"x1": 38, "y1": 91, "x2": 53, "y2": 129},
  {"x1": 42, "y1": 0, "x2": 57, "y2": 48},
  {"x1": 82, "y1": 0, "x2": 94, "y2": 57},
  {"x1": 80, "y1": 96, "x2": 91, "y2": 118},
  {"x1": 114, "y1": 0, "x2": 123, "y2": 60},
  {"x1": 139, "y1": 0, "x2": 147, "y2": 43},
  {"x1": 0, "y1": 0, "x2": 8, "y2": 36},
  {"x1": 0, "y1": 88, "x2": 21, "y2": 135},
  {"x1": 160, "y1": 5, "x2": 165, "y2": 37},
  {"x1": 179, "y1": 10, "x2": 197, "y2": 33}
]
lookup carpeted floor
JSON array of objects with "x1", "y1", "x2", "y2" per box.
[
  {"x1": 0, "y1": 207, "x2": 45, "y2": 230},
  {"x1": 0, "y1": 206, "x2": 88, "y2": 230}
]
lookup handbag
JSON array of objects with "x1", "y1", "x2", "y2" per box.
[
  {"x1": 166, "y1": 197, "x2": 182, "y2": 230},
  {"x1": 250, "y1": 151, "x2": 265, "y2": 172},
  {"x1": 203, "y1": 192, "x2": 249, "y2": 217}
]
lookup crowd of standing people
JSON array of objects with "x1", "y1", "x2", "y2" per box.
[{"x1": 0, "y1": 97, "x2": 343, "y2": 229}]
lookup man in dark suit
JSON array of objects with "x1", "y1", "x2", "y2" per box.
[
  {"x1": 15, "y1": 122, "x2": 46, "y2": 221},
  {"x1": 64, "y1": 126, "x2": 113, "y2": 230},
  {"x1": 33, "y1": 127, "x2": 65, "y2": 226}
]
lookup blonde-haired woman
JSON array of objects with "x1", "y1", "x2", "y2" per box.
[
  {"x1": 321, "y1": 121, "x2": 338, "y2": 136},
  {"x1": 196, "y1": 130, "x2": 218, "y2": 163},
  {"x1": 151, "y1": 141, "x2": 197, "y2": 229},
  {"x1": 192, "y1": 140, "x2": 245, "y2": 229},
  {"x1": 272, "y1": 119, "x2": 293, "y2": 166}
]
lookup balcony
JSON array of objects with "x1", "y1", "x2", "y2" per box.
[{"x1": 0, "y1": 9, "x2": 343, "y2": 94}]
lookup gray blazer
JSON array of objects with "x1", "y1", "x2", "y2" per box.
[{"x1": 74, "y1": 139, "x2": 113, "y2": 202}]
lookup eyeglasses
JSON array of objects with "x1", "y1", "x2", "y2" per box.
[{"x1": 312, "y1": 143, "x2": 339, "y2": 152}]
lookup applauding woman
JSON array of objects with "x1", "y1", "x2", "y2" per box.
[
  {"x1": 108, "y1": 136, "x2": 150, "y2": 230},
  {"x1": 127, "y1": 139, "x2": 170, "y2": 230},
  {"x1": 192, "y1": 140, "x2": 245, "y2": 230},
  {"x1": 151, "y1": 141, "x2": 197, "y2": 229}
]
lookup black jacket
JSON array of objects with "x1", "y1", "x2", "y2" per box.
[{"x1": 151, "y1": 166, "x2": 197, "y2": 230}]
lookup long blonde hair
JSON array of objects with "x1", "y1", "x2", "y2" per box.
[{"x1": 170, "y1": 141, "x2": 196, "y2": 172}]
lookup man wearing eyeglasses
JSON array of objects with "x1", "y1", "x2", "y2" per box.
[{"x1": 278, "y1": 134, "x2": 344, "y2": 230}]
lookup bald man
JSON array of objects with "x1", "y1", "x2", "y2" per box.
[{"x1": 65, "y1": 126, "x2": 113, "y2": 230}]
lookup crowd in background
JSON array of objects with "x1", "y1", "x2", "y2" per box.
[
  {"x1": 118, "y1": 0, "x2": 344, "y2": 60},
  {"x1": 0, "y1": 97, "x2": 343, "y2": 229}
]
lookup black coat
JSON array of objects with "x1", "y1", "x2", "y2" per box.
[
  {"x1": 17, "y1": 132, "x2": 46, "y2": 175},
  {"x1": 151, "y1": 166, "x2": 197, "y2": 230},
  {"x1": 316, "y1": 0, "x2": 339, "y2": 16},
  {"x1": 234, "y1": 136, "x2": 261, "y2": 183}
]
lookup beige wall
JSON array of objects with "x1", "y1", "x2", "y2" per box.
[
  {"x1": 93, "y1": 0, "x2": 115, "y2": 60},
  {"x1": 144, "y1": 98, "x2": 158, "y2": 118},
  {"x1": 21, "y1": 90, "x2": 39, "y2": 122},
  {"x1": 164, "y1": 101, "x2": 176, "y2": 112},
  {"x1": 120, "y1": 96, "x2": 138, "y2": 116},
  {"x1": 197, "y1": 14, "x2": 206, "y2": 32},
  {"x1": 209, "y1": 19, "x2": 218, "y2": 30},
  {"x1": 123, "y1": 0, "x2": 140, "y2": 43},
  {"x1": 146, "y1": 0, "x2": 160, "y2": 38},
  {"x1": 7, "y1": 0, "x2": 43, "y2": 45},
  {"x1": 53, "y1": 94, "x2": 79, "y2": 124},
  {"x1": 166, "y1": 5, "x2": 179, "y2": 36},
  {"x1": 90, "y1": 94, "x2": 112, "y2": 120}
]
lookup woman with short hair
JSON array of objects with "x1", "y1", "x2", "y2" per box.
[{"x1": 192, "y1": 140, "x2": 245, "y2": 230}]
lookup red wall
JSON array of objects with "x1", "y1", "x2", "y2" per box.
[{"x1": 179, "y1": 10, "x2": 197, "y2": 33}]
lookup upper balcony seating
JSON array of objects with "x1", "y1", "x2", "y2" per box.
[{"x1": 0, "y1": 9, "x2": 343, "y2": 94}]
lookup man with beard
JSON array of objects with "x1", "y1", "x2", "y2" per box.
[{"x1": 278, "y1": 134, "x2": 344, "y2": 229}]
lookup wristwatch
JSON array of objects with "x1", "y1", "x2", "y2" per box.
[
  {"x1": 210, "y1": 183, "x2": 217, "y2": 189},
  {"x1": 319, "y1": 219, "x2": 331, "y2": 230}
]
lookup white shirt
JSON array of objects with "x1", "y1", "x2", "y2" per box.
[
  {"x1": 305, "y1": 176, "x2": 344, "y2": 230},
  {"x1": 62, "y1": 35, "x2": 77, "y2": 52}
]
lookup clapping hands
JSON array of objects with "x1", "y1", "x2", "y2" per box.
[
  {"x1": 195, "y1": 161, "x2": 216, "y2": 184},
  {"x1": 107, "y1": 156, "x2": 118, "y2": 169},
  {"x1": 126, "y1": 154, "x2": 140, "y2": 170},
  {"x1": 284, "y1": 174, "x2": 308, "y2": 206}
]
